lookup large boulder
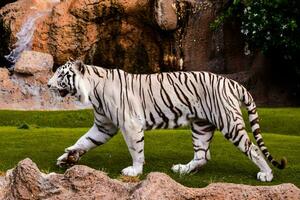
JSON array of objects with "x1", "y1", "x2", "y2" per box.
[
  {"x1": 132, "y1": 173, "x2": 300, "y2": 200},
  {"x1": 3, "y1": 159, "x2": 130, "y2": 199},
  {"x1": 14, "y1": 50, "x2": 53, "y2": 75},
  {"x1": 0, "y1": 158, "x2": 299, "y2": 200}
]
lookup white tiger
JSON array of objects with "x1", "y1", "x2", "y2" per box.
[{"x1": 47, "y1": 60, "x2": 286, "y2": 181}]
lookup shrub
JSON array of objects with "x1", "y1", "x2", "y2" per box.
[
  {"x1": 240, "y1": 0, "x2": 299, "y2": 59},
  {"x1": 212, "y1": 0, "x2": 300, "y2": 60},
  {"x1": 17, "y1": 123, "x2": 30, "y2": 129},
  {"x1": 212, "y1": 0, "x2": 300, "y2": 99}
]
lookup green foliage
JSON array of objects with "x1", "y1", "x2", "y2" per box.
[
  {"x1": 212, "y1": 0, "x2": 300, "y2": 70},
  {"x1": 239, "y1": 0, "x2": 300, "y2": 58},
  {"x1": 210, "y1": 0, "x2": 244, "y2": 30}
]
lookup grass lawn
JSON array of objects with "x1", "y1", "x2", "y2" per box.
[
  {"x1": 0, "y1": 109, "x2": 94, "y2": 128},
  {"x1": 0, "y1": 108, "x2": 299, "y2": 135},
  {"x1": 0, "y1": 127, "x2": 299, "y2": 187},
  {"x1": 0, "y1": 108, "x2": 299, "y2": 188}
]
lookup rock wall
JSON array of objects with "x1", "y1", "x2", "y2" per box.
[
  {"x1": 0, "y1": 158, "x2": 299, "y2": 200},
  {"x1": 0, "y1": 0, "x2": 17, "y2": 9},
  {"x1": 0, "y1": 0, "x2": 255, "y2": 73},
  {"x1": 0, "y1": 0, "x2": 297, "y2": 107},
  {"x1": 0, "y1": 51, "x2": 87, "y2": 110}
]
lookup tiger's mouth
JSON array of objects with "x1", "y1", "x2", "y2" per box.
[{"x1": 58, "y1": 89, "x2": 69, "y2": 97}]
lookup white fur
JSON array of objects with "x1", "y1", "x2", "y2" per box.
[
  {"x1": 76, "y1": 76, "x2": 91, "y2": 104},
  {"x1": 49, "y1": 62, "x2": 278, "y2": 181}
]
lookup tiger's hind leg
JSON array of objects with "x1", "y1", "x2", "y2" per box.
[
  {"x1": 172, "y1": 121, "x2": 215, "y2": 174},
  {"x1": 221, "y1": 120, "x2": 273, "y2": 182}
]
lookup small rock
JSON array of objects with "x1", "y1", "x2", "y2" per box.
[
  {"x1": 14, "y1": 50, "x2": 53, "y2": 75},
  {"x1": 5, "y1": 158, "x2": 43, "y2": 200},
  {"x1": 0, "y1": 67, "x2": 15, "y2": 91},
  {"x1": 154, "y1": 0, "x2": 178, "y2": 31}
]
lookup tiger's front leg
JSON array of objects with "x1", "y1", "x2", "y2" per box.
[
  {"x1": 121, "y1": 126, "x2": 145, "y2": 176},
  {"x1": 57, "y1": 122, "x2": 118, "y2": 167}
]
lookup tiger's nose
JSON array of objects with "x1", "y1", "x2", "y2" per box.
[{"x1": 47, "y1": 83, "x2": 51, "y2": 88}]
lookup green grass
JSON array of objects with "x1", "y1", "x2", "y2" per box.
[
  {"x1": 0, "y1": 108, "x2": 299, "y2": 187},
  {"x1": 242, "y1": 108, "x2": 300, "y2": 136},
  {"x1": 0, "y1": 109, "x2": 93, "y2": 128},
  {"x1": 0, "y1": 108, "x2": 300, "y2": 135},
  {"x1": 0, "y1": 127, "x2": 299, "y2": 187}
]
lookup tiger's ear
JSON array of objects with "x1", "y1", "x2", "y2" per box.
[{"x1": 74, "y1": 60, "x2": 85, "y2": 75}]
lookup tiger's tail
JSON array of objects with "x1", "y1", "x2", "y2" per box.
[{"x1": 239, "y1": 86, "x2": 287, "y2": 169}]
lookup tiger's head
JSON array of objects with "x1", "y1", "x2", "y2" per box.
[{"x1": 48, "y1": 60, "x2": 90, "y2": 103}]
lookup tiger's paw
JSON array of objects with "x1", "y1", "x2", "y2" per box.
[
  {"x1": 171, "y1": 164, "x2": 191, "y2": 174},
  {"x1": 56, "y1": 148, "x2": 86, "y2": 168},
  {"x1": 56, "y1": 152, "x2": 70, "y2": 167},
  {"x1": 121, "y1": 166, "x2": 142, "y2": 177},
  {"x1": 257, "y1": 171, "x2": 273, "y2": 182}
]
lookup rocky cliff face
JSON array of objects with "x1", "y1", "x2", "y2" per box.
[
  {"x1": 0, "y1": 158, "x2": 299, "y2": 200},
  {"x1": 0, "y1": 0, "x2": 250, "y2": 73},
  {"x1": 0, "y1": 0, "x2": 296, "y2": 108}
]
